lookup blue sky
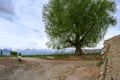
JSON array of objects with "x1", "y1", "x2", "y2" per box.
[{"x1": 0, "y1": 0, "x2": 119, "y2": 49}]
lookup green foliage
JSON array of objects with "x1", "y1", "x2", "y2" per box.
[
  {"x1": 43, "y1": 53, "x2": 72, "y2": 57},
  {"x1": 22, "y1": 53, "x2": 72, "y2": 58},
  {"x1": 22, "y1": 53, "x2": 100, "y2": 57},
  {"x1": 85, "y1": 52, "x2": 101, "y2": 56},
  {"x1": 10, "y1": 51, "x2": 18, "y2": 56},
  {"x1": 0, "y1": 51, "x2": 3, "y2": 56},
  {"x1": 96, "y1": 60, "x2": 104, "y2": 67},
  {"x1": 43, "y1": 0, "x2": 116, "y2": 50},
  {"x1": 0, "y1": 56, "x2": 5, "y2": 58},
  {"x1": 17, "y1": 58, "x2": 22, "y2": 62},
  {"x1": 18, "y1": 53, "x2": 22, "y2": 56}
]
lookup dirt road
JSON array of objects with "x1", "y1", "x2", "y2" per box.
[{"x1": 0, "y1": 58, "x2": 100, "y2": 80}]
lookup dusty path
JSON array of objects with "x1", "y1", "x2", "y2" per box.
[{"x1": 0, "y1": 58, "x2": 100, "y2": 80}]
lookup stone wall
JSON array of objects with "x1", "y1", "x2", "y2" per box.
[{"x1": 100, "y1": 35, "x2": 120, "y2": 80}]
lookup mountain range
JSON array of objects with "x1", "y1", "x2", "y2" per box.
[{"x1": 0, "y1": 48, "x2": 101, "y2": 55}]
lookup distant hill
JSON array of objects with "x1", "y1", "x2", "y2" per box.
[
  {"x1": 0, "y1": 48, "x2": 102, "y2": 55},
  {"x1": 15, "y1": 49, "x2": 57, "y2": 55},
  {"x1": 0, "y1": 49, "x2": 11, "y2": 55},
  {"x1": 15, "y1": 48, "x2": 102, "y2": 55},
  {"x1": 82, "y1": 49, "x2": 102, "y2": 54}
]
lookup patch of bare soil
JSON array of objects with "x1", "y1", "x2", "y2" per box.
[
  {"x1": 0, "y1": 58, "x2": 23, "y2": 80},
  {"x1": 0, "y1": 57, "x2": 100, "y2": 80},
  {"x1": 52, "y1": 55, "x2": 102, "y2": 61}
]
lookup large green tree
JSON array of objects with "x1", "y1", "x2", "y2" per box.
[{"x1": 43, "y1": 0, "x2": 116, "y2": 55}]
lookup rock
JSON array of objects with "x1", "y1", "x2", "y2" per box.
[
  {"x1": 46, "y1": 56, "x2": 55, "y2": 59},
  {"x1": 100, "y1": 34, "x2": 120, "y2": 80}
]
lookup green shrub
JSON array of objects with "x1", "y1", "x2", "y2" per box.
[
  {"x1": 18, "y1": 53, "x2": 22, "y2": 56},
  {"x1": 96, "y1": 60, "x2": 104, "y2": 67},
  {"x1": 18, "y1": 58, "x2": 22, "y2": 62},
  {"x1": 10, "y1": 51, "x2": 17, "y2": 56}
]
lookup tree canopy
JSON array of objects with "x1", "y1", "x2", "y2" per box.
[{"x1": 43, "y1": 0, "x2": 116, "y2": 55}]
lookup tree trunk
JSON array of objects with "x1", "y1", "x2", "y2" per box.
[{"x1": 75, "y1": 47, "x2": 83, "y2": 55}]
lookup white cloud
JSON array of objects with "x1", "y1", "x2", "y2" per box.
[{"x1": 0, "y1": 0, "x2": 48, "y2": 49}]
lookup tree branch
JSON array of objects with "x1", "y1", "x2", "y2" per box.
[
  {"x1": 79, "y1": 25, "x2": 94, "y2": 43},
  {"x1": 66, "y1": 37, "x2": 75, "y2": 46}
]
